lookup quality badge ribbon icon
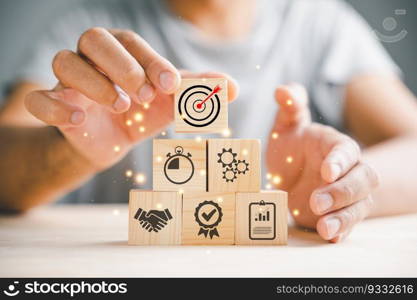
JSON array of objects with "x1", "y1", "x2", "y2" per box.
[{"x1": 194, "y1": 200, "x2": 223, "y2": 239}]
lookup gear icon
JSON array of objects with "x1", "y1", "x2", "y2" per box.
[
  {"x1": 234, "y1": 160, "x2": 250, "y2": 174},
  {"x1": 217, "y1": 148, "x2": 237, "y2": 168},
  {"x1": 222, "y1": 167, "x2": 237, "y2": 182}
]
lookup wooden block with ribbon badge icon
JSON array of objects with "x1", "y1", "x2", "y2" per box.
[{"x1": 182, "y1": 191, "x2": 235, "y2": 245}]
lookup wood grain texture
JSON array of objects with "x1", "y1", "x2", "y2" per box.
[
  {"x1": 235, "y1": 191, "x2": 287, "y2": 245},
  {"x1": 174, "y1": 78, "x2": 228, "y2": 133},
  {"x1": 153, "y1": 139, "x2": 207, "y2": 192},
  {"x1": 128, "y1": 190, "x2": 182, "y2": 245},
  {"x1": 2, "y1": 205, "x2": 417, "y2": 277},
  {"x1": 182, "y1": 191, "x2": 235, "y2": 245},
  {"x1": 208, "y1": 139, "x2": 261, "y2": 192}
]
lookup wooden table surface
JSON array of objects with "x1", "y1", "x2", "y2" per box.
[{"x1": 1, "y1": 205, "x2": 416, "y2": 277}]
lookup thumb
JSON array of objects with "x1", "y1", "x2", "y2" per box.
[{"x1": 272, "y1": 83, "x2": 311, "y2": 132}]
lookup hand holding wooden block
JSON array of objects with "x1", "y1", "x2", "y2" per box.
[
  {"x1": 235, "y1": 191, "x2": 288, "y2": 245},
  {"x1": 128, "y1": 190, "x2": 182, "y2": 245},
  {"x1": 175, "y1": 78, "x2": 228, "y2": 133},
  {"x1": 182, "y1": 192, "x2": 235, "y2": 245}
]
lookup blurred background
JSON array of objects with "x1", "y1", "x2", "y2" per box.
[{"x1": 0, "y1": 0, "x2": 416, "y2": 95}]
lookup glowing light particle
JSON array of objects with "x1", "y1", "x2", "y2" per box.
[
  {"x1": 272, "y1": 175, "x2": 282, "y2": 185},
  {"x1": 113, "y1": 145, "x2": 121, "y2": 153},
  {"x1": 125, "y1": 170, "x2": 133, "y2": 177},
  {"x1": 161, "y1": 131, "x2": 167, "y2": 136},
  {"x1": 242, "y1": 149, "x2": 248, "y2": 156},
  {"x1": 156, "y1": 156, "x2": 163, "y2": 163},
  {"x1": 222, "y1": 128, "x2": 231, "y2": 137},
  {"x1": 255, "y1": 64, "x2": 261, "y2": 70},
  {"x1": 195, "y1": 136, "x2": 202, "y2": 143},
  {"x1": 217, "y1": 197, "x2": 223, "y2": 203},
  {"x1": 286, "y1": 156, "x2": 293, "y2": 163},
  {"x1": 178, "y1": 189, "x2": 184, "y2": 194},
  {"x1": 112, "y1": 209, "x2": 120, "y2": 216},
  {"x1": 143, "y1": 103, "x2": 150, "y2": 109},
  {"x1": 126, "y1": 119, "x2": 133, "y2": 126},
  {"x1": 135, "y1": 173, "x2": 146, "y2": 184},
  {"x1": 134, "y1": 113, "x2": 143, "y2": 122},
  {"x1": 199, "y1": 169, "x2": 206, "y2": 176},
  {"x1": 156, "y1": 203, "x2": 163, "y2": 209},
  {"x1": 139, "y1": 126, "x2": 146, "y2": 133},
  {"x1": 293, "y1": 209, "x2": 300, "y2": 216},
  {"x1": 83, "y1": 132, "x2": 88, "y2": 137},
  {"x1": 266, "y1": 173, "x2": 272, "y2": 180},
  {"x1": 271, "y1": 132, "x2": 279, "y2": 139},
  {"x1": 265, "y1": 183, "x2": 272, "y2": 190},
  {"x1": 286, "y1": 99, "x2": 293, "y2": 106}
]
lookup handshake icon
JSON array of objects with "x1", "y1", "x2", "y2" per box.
[{"x1": 134, "y1": 208, "x2": 173, "y2": 233}]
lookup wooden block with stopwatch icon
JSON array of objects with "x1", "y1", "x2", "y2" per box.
[
  {"x1": 235, "y1": 191, "x2": 288, "y2": 245},
  {"x1": 182, "y1": 191, "x2": 235, "y2": 245},
  {"x1": 128, "y1": 190, "x2": 182, "y2": 245},
  {"x1": 174, "y1": 78, "x2": 228, "y2": 133},
  {"x1": 153, "y1": 139, "x2": 207, "y2": 192},
  {"x1": 208, "y1": 139, "x2": 261, "y2": 192}
]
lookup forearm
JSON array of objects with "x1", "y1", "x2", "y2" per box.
[
  {"x1": 0, "y1": 126, "x2": 97, "y2": 211},
  {"x1": 363, "y1": 135, "x2": 417, "y2": 217}
]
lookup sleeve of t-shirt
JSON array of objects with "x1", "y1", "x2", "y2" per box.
[
  {"x1": 309, "y1": 0, "x2": 401, "y2": 131},
  {"x1": 13, "y1": 1, "x2": 132, "y2": 89}
]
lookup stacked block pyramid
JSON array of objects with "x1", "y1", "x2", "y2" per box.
[{"x1": 128, "y1": 78, "x2": 288, "y2": 245}]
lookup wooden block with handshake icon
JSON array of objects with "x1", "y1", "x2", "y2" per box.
[{"x1": 128, "y1": 78, "x2": 288, "y2": 245}]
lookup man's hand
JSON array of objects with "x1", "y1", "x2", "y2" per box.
[
  {"x1": 267, "y1": 84, "x2": 379, "y2": 242},
  {"x1": 24, "y1": 28, "x2": 238, "y2": 170}
]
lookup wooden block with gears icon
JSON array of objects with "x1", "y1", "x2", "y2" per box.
[
  {"x1": 235, "y1": 191, "x2": 288, "y2": 245},
  {"x1": 208, "y1": 139, "x2": 261, "y2": 192},
  {"x1": 128, "y1": 190, "x2": 182, "y2": 245},
  {"x1": 174, "y1": 78, "x2": 228, "y2": 133},
  {"x1": 182, "y1": 191, "x2": 235, "y2": 245},
  {"x1": 153, "y1": 139, "x2": 207, "y2": 192}
]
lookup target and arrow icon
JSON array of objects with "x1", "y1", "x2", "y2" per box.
[{"x1": 178, "y1": 83, "x2": 223, "y2": 128}]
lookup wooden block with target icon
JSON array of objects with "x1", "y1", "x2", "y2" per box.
[
  {"x1": 128, "y1": 190, "x2": 182, "y2": 245},
  {"x1": 182, "y1": 191, "x2": 235, "y2": 245},
  {"x1": 235, "y1": 191, "x2": 288, "y2": 245},
  {"x1": 208, "y1": 139, "x2": 261, "y2": 192},
  {"x1": 153, "y1": 139, "x2": 207, "y2": 192},
  {"x1": 174, "y1": 78, "x2": 228, "y2": 133}
]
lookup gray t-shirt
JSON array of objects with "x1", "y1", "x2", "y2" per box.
[{"x1": 13, "y1": 0, "x2": 398, "y2": 204}]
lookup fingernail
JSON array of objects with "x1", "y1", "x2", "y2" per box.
[
  {"x1": 70, "y1": 111, "x2": 85, "y2": 125},
  {"x1": 329, "y1": 163, "x2": 342, "y2": 181},
  {"x1": 159, "y1": 71, "x2": 177, "y2": 92},
  {"x1": 325, "y1": 217, "x2": 341, "y2": 239},
  {"x1": 113, "y1": 92, "x2": 130, "y2": 112},
  {"x1": 315, "y1": 193, "x2": 333, "y2": 213},
  {"x1": 138, "y1": 83, "x2": 155, "y2": 103}
]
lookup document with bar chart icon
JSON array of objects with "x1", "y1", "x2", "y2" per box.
[{"x1": 249, "y1": 200, "x2": 276, "y2": 240}]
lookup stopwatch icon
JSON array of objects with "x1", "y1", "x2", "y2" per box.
[{"x1": 164, "y1": 146, "x2": 195, "y2": 184}]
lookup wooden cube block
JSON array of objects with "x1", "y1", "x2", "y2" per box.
[
  {"x1": 208, "y1": 139, "x2": 261, "y2": 192},
  {"x1": 182, "y1": 192, "x2": 235, "y2": 245},
  {"x1": 174, "y1": 78, "x2": 228, "y2": 133},
  {"x1": 235, "y1": 191, "x2": 288, "y2": 245},
  {"x1": 128, "y1": 190, "x2": 182, "y2": 245},
  {"x1": 153, "y1": 139, "x2": 207, "y2": 192}
]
